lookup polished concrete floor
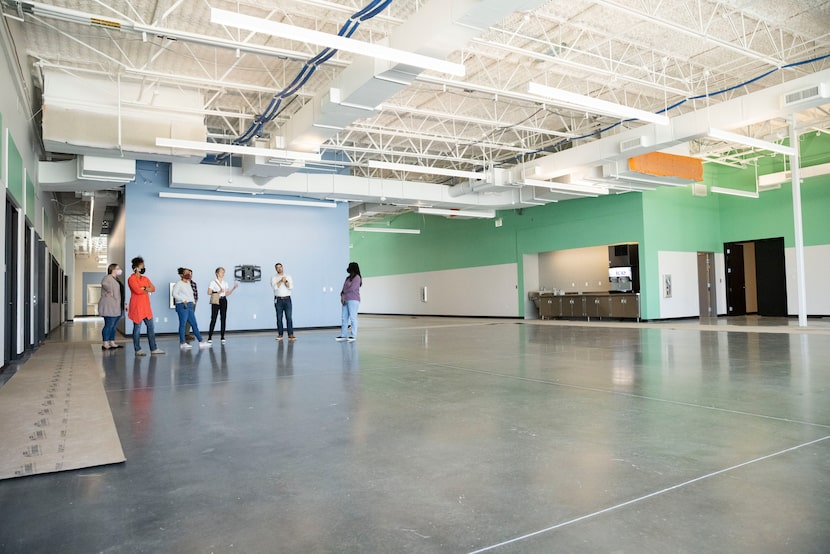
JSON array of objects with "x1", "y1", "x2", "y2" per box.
[{"x1": 1, "y1": 315, "x2": 829, "y2": 553}]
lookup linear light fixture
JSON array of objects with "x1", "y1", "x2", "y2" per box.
[
  {"x1": 352, "y1": 226, "x2": 421, "y2": 235},
  {"x1": 159, "y1": 191, "x2": 337, "y2": 208},
  {"x1": 417, "y1": 207, "x2": 496, "y2": 219},
  {"x1": 528, "y1": 83, "x2": 670, "y2": 126},
  {"x1": 211, "y1": 8, "x2": 465, "y2": 77},
  {"x1": 155, "y1": 138, "x2": 322, "y2": 162},
  {"x1": 368, "y1": 160, "x2": 485, "y2": 181},
  {"x1": 707, "y1": 128, "x2": 797, "y2": 156},
  {"x1": 523, "y1": 178, "x2": 609, "y2": 196},
  {"x1": 710, "y1": 186, "x2": 759, "y2": 199}
]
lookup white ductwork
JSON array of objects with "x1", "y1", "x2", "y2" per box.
[
  {"x1": 527, "y1": 69, "x2": 830, "y2": 183},
  {"x1": 41, "y1": 68, "x2": 206, "y2": 160},
  {"x1": 38, "y1": 156, "x2": 136, "y2": 192},
  {"x1": 168, "y1": 162, "x2": 544, "y2": 210}
]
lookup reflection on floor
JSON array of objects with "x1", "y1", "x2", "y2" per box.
[{"x1": 0, "y1": 315, "x2": 828, "y2": 553}]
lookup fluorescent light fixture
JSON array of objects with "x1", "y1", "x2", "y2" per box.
[
  {"x1": 159, "y1": 191, "x2": 337, "y2": 208},
  {"x1": 352, "y1": 226, "x2": 421, "y2": 235},
  {"x1": 417, "y1": 207, "x2": 495, "y2": 219},
  {"x1": 528, "y1": 83, "x2": 670, "y2": 126},
  {"x1": 523, "y1": 178, "x2": 609, "y2": 196},
  {"x1": 369, "y1": 160, "x2": 484, "y2": 181},
  {"x1": 707, "y1": 128, "x2": 796, "y2": 156},
  {"x1": 155, "y1": 137, "x2": 321, "y2": 162},
  {"x1": 211, "y1": 8, "x2": 465, "y2": 77},
  {"x1": 710, "y1": 186, "x2": 759, "y2": 199}
]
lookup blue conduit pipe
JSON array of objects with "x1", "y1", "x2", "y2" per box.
[{"x1": 207, "y1": 0, "x2": 393, "y2": 163}]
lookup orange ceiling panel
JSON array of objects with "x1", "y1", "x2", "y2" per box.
[{"x1": 628, "y1": 152, "x2": 703, "y2": 181}]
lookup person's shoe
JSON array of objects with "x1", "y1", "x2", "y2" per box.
[
  {"x1": 207, "y1": 338, "x2": 212, "y2": 344},
  {"x1": 150, "y1": 349, "x2": 166, "y2": 355},
  {"x1": 181, "y1": 343, "x2": 192, "y2": 349},
  {"x1": 288, "y1": 335, "x2": 296, "y2": 341},
  {"x1": 276, "y1": 336, "x2": 283, "y2": 341},
  {"x1": 112, "y1": 343, "x2": 123, "y2": 349},
  {"x1": 221, "y1": 339, "x2": 226, "y2": 344},
  {"x1": 135, "y1": 350, "x2": 147, "y2": 357},
  {"x1": 102, "y1": 344, "x2": 111, "y2": 350},
  {"x1": 335, "y1": 336, "x2": 347, "y2": 342},
  {"x1": 199, "y1": 341, "x2": 211, "y2": 348},
  {"x1": 346, "y1": 337, "x2": 356, "y2": 342}
]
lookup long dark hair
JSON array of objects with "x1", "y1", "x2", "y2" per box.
[{"x1": 347, "y1": 262, "x2": 361, "y2": 283}]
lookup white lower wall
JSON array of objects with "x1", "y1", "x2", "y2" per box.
[
  {"x1": 361, "y1": 263, "x2": 519, "y2": 317},
  {"x1": 786, "y1": 244, "x2": 830, "y2": 316},
  {"x1": 657, "y1": 245, "x2": 830, "y2": 319}
]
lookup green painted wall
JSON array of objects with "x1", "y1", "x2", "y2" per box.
[
  {"x1": 350, "y1": 133, "x2": 830, "y2": 321},
  {"x1": 7, "y1": 134, "x2": 23, "y2": 205}
]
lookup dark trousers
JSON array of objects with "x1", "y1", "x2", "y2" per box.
[
  {"x1": 274, "y1": 296, "x2": 294, "y2": 336},
  {"x1": 208, "y1": 297, "x2": 227, "y2": 339}
]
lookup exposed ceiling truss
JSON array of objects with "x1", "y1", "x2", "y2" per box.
[{"x1": 2, "y1": 0, "x2": 829, "y2": 228}]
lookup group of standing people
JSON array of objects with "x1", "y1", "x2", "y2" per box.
[{"x1": 99, "y1": 258, "x2": 362, "y2": 352}]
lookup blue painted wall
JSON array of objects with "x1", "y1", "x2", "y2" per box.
[{"x1": 124, "y1": 161, "x2": 349, "y2": 335}]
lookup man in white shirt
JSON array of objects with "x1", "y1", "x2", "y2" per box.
[{"x1": 270, "y1": 262, "x2": 295, "y2": 340}]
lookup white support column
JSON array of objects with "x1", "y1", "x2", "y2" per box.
[{"x1": 790, "y1": 115, "x2": 807, "y2": 327}]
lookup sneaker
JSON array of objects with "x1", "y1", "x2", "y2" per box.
[
  {"x1": 288, "y1": 335, "x2": 296, "y2": 341},
  {"x1": 199, "y1": 341, "x2": 211, "y2": 348},
  {"x1": 181, "y1": 343, "x2": 193, "y2": 349},
  {"x1": 221, "y1": 339, "x2": 226, "y2": 344},
  {"x1": 346, "y1": 337, "x2": 356, "y2": 342},
  {"x1": 135, "y1": 350, "x2": 147, "y2": 357},
  {"x1": 151, "y1": 349, "x2": 166, "y2": 355},
  {"x1": 335, "y1": 336, "x2": 347, "y2": 342},
  {"x1": 207, "y1": 339, "x2": 212, "y2": 344},
  {"x1": 276, "y1": 336, "x2": 283, "y2": 341}
]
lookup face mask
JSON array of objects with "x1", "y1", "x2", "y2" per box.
[
  {"x1": 139, "y1": 267, "x2": 146, "y2": 274},
  {"x1": 114, "y1": 269, "x2": 123, "y2": 276},
  {"x1": 184, "y1": 273, "x2": 192, "y2": 280}
]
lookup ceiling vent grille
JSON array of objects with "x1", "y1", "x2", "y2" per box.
[
  {"x1": 783, "y1": 84, "x2": 827, "y2": 108},
  {"x1": 619, "y1": 136, "x2": 649, "y2": 153}
]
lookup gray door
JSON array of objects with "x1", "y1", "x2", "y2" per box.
[{"x1": 697, "y1": 252, "x2": 717, "y2": 318}]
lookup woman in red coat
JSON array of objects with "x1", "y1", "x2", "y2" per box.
[{"x1": 127, "y1": 256, "x2": 165, "y2": 356}]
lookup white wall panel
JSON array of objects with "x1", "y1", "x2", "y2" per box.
[
  {"x1": 361, "y1": 263, "x2": 519, "y2": 317},
  {"x1": 657, "y1": 251, "x2": 700, "y2": 319}
]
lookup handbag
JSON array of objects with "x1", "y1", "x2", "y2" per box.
[{"x1": 209, "y1": 292, "x2": 221, "y2": 305}]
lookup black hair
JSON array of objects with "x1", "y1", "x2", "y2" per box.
[
  {"x1": 131, "y1": 256, "x2": 144, "y2": 270},
  {"x1": 347, "y1": 262, "x2": 361, "y2": 282}
]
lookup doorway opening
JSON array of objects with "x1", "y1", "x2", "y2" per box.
[{"x1": 724, "y1": 237, "x2": 787, "y2": 317}]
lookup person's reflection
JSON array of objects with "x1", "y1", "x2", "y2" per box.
[
  {"x1": 340, "y1": 341, "x2": 359, "y2": 372},
  {"x1": 100, "y1": 347, "x2": 122, "y2": 389},
  {"x1": 208, "y1": 346, "x2": 229, "y2": 382},
  {"x1": 130, "y1": 354, "x2": 156, "y2": 444},
  {"x1": 276, "y1": 340, "x2": 294, "y2": 377}
]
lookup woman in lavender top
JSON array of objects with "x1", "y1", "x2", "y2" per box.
[{"x1": 336, "y1": 262, "x2": 362, "y2": 342}]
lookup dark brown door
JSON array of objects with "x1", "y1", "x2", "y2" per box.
[{"x1": 724, "y1": 242, "x2": 746, "y2": 316}]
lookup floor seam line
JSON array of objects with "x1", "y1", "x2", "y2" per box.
[{"x1": 467, "y1": 434, "x2": 830, "y2": 554}]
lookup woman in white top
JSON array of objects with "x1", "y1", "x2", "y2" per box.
[
  {"x1": 172, "y1": 268, "x2": 209, "y2": 349},
  {"x1": 207, "y1": 267, "x2": 238, "y2": 344}
]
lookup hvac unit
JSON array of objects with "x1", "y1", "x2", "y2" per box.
[
  {"x1": 782, "y1": 83, "x2": 828, "y2": 108},
  {"x1": 77, "y1": 156, "x2": 136, "y2": 183}
]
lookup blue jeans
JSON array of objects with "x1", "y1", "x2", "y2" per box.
[
  {"x1": 133, "y1": 318, "x2": 158, "y2": 352},
  {"x1": 102, "y1": 315, "x2": 120, "y2": 342},
  {"x1": 175, "y1": 302, "x2": 203, "y2": 343},
  {"x1": 274, "y1": 297, "x2": 293, "y2": 337},
  {"x1": 341, "y1": 300, "x2": 359, "y2": 338}
]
